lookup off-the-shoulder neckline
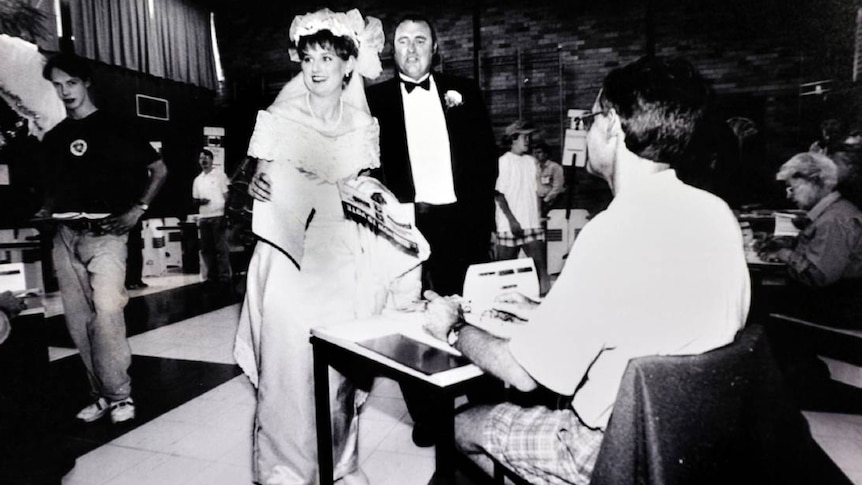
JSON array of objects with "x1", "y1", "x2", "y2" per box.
[{"x1": 265, "y1": 104, "x2": 378, "y2": 139}]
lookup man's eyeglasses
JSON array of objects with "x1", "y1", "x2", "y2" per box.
[{"x1": 574, "y1": 111, "x2": 602, "y2": 130}]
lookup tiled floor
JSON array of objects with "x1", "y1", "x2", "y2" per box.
[
  {"x1": 41, "y1": 274, "x2": 862, "y2": 484},
  {"x1": 51, "y1": 273, "x2": 439, "y2": 485}
]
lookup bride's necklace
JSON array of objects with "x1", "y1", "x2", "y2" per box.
[{"x1": 306, "y1": 92, "x2": 343, "y2": 130}]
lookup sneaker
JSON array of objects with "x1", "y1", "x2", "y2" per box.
[
  {"x1": 76, "y1": 397, "x2": 110, "y2": 422},
  {"x1": 110, "y1": 398, "x2": 136, "y2": 423}
]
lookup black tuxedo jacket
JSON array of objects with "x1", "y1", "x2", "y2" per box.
[{"x1": 366, "y1": 72, "x2": 498, "y2": 237}]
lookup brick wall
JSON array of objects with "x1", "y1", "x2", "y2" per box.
[{"x1": 214, "y1": 0, "x2": 862, "y2": 194}]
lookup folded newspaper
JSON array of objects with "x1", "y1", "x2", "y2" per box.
[
  {"x1": 773, "y1": 212, "x2": 801, "y2": 237},
  {"x1": 338, "y1": 176, "x2": 423, "y2": 257}
]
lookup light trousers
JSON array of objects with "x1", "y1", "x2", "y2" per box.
[{"x1": 53, "y1": 225, "x2": 132, "y2": 401}]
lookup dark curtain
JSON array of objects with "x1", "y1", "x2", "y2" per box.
[{"x1": 67, "y1": 0, "x2": 217, "y2": 90}]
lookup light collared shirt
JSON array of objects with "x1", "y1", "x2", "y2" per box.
[
  {"x1": 784, "y1": 191, "x2": 862, "y2": 287},
  {"x1": 509, "y1": 170, "x2": 750, "y2": 429},
  {"x1": 807, "y1": 191, "x2": 842, "y2": 221},
  {"x1": 400, "y1": 74, "x2": 457, "y2": 205},
  {"x1": 536, "y1": 160, "x2": 565, "y2": 202},
  {"x1": 192, "y1": 169, "x2": 230, "y2": 218}
]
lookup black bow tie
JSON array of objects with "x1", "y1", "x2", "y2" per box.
[{"x1": 402, "y1": 77, "x2": 431, "y2": 93}]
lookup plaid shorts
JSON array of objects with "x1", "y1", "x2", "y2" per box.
[
  {"x1": 482, "y1": 403, "x2": 603, "y2": 485},
  {"x1": 496, "y1": 228, "x2": 545, "y2": 247}
]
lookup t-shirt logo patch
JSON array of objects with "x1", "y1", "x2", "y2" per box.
[{"x1": 70, "y1": 139, "x2": 88, "y2": 157}]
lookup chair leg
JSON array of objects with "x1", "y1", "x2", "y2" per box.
[
  {"x1": 493, "y1": 461, "x2": 505, "y2": 484},
  {"x1": 491, "y1": 457, "x2": 532, "y2": 485}
]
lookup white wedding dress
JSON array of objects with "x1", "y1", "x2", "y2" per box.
[{"x1": 234, "y1": 111, "x2": 425, "y2": 485}]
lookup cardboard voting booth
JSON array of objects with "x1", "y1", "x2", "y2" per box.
[
  {"x1": 546, "y1": 208, "x2": 589, "y2": 275},
  {"x1": 142, "y1": 218, "x2": 167, "y2": 277}
]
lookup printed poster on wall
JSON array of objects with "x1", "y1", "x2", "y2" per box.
[
  {"x1": 563, "y1": 109, "x2": 590, "y2": 167},
  {"x1": 204, "y1": 126, "x2": 225, "y2": 173}
]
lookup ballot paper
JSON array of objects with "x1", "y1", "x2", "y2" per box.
[
  {"x1": 773, "y1": 212, "x2": 801, "y2": 237},
  {"x1": 461, "y1": 259, "x2": 540, "y2": 338},
  {"x1": 0, "y1": 263, "x2": 26, "y2": 293}
]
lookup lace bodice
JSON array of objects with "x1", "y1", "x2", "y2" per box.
[
  {"x1": 247, "y1": 110, "x2": 380, "y2": 182},
  {"x1": 247, "y1": 109, "x2": 381, "y2": 263}
]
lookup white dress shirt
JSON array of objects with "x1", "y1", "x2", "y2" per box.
[{"x1": 400, "y1": 74, "x2": 457, "y2": 205}]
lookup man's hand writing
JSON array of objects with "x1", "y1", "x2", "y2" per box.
[
  {"x1": 491, "y1": 291, "x2": 539, "y2": 322},
  {"x1": 755, "y1": 235, "x2": 795, "y2": 254},
  {"x1": 422, "y1": 290, "x2": 462, "y2": 342},
  {"x1": 0, "y1": 291, "x2": 26, "y2": 318},
  {"x1": 760, "y1": 248, "x2": 792, "y2": 264}
]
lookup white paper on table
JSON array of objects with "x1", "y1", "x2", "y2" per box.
[
  {"x1": 461, "y1": 259, "x2": 540, "y2": 338},
  {"x1": 0, "y1": 262, "x2": 26, "y2": 293},
  {"x1": 773, "y1": 212, "x2": 800, "y2": 237}
]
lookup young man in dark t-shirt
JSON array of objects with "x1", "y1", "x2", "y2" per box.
[{"x1": 36, "y1": 54, "x2": 168, "y2": 424}]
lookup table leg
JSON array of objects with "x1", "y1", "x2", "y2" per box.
[
  {"x1": 434, "y1": 395, "x2": 457, "y2": 485},
  {"x1": 313, "y1": 343, "x2": 334, "y2": 485}
]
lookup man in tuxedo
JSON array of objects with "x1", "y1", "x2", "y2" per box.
[
  {"x1": 367, "y1": 14, "x2": 497, "y2": 297},
  {"x1": 367, "y1": 14, "x2": 498, "y2": 447}
]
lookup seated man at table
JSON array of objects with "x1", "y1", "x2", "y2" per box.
[
  {"x1": 423, "y1": 56, "x2": 751, "y2": 484},
  {"x1": 759, "y1": 152, "x2": 862, "y2": 328}
]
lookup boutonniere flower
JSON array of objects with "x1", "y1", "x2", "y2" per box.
[{"x1": 443, "y1": 90, "x2": 464, "y2": 110}]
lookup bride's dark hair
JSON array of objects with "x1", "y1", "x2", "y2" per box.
[{"x1": 297, "y1": 30, "x2": 358, "y2": 62}]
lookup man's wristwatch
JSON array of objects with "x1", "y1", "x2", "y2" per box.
[
  {"x1": 134, "y1": 201, "x2": 149, "y2": 212},
  {"x1": 447, "y1": 322, "x2": 466, "y2": 347}
]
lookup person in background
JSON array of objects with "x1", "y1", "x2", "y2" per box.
[
  {"x1": 809, "y1": 118, "x2": 844, "y2": 155},
  {"x1": 192, "y1": 148, "x2": 232, "y2": 289},
  {"x1": 829, "y1": 140, "x2": 862, "y2": 210},
  {"x1": 759, "y1": 152, "x2": 862, "y2": 328},
  {"x1": 533, "y1": 140, "x2": 565, "y2": 217},
  {"x1": 423, "y1": 56, "x2": 750, "y2": 484},
  {"x1": 36, "y1": 53, "x2": 167, "y2": 424},
  {"x1": 366, "y1": 13, "x2": 498, "y2": 447},
  {"x1": 757, "y1": 152, "x2": 862, "y2": 402},
  {"x1": 495, "y1": 120, "x2": 550, "y2": 296}
]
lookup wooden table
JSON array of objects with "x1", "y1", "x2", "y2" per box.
[{"x1": 310, "y1": 311, "x2": 489, "y2": 485}]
